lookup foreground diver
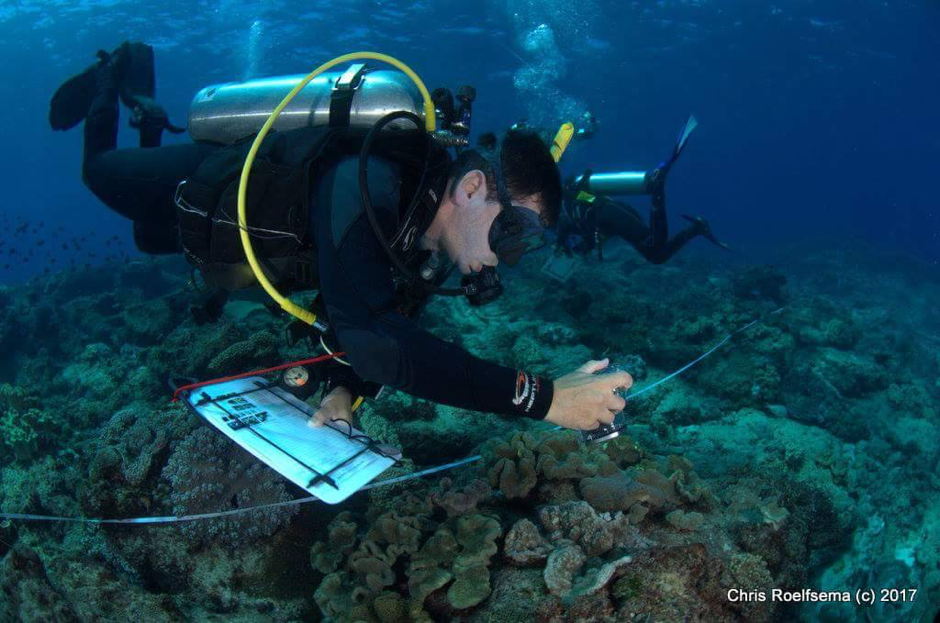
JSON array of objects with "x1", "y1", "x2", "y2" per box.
[
  {"x1": 555, "y1": 116, "x2": 730, "y2": 263},
  {"x1": 50, "y1": 42, "x2": 632, "y2": 433}
]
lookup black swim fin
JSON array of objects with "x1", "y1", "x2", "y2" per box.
[
  {"x1": 49, "y1": 43, "x2": 134, "y2": 131},
  {"x1": 49, "y1": 50, "x2": 110, "y2": 131},
  {"x1": 118, "y1": 42, "x2": 155, "y2": 109}
]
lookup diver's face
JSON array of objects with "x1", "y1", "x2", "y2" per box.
[
  {"x1": 438, "y1": 170, "x2": 544, "y2": 274},
  {"x1": 443, "y1": 170, "x2": 501, "y2": 274}
]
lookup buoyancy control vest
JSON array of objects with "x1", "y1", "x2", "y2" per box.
[{"x1": 174, "y1": 125, "x2": 450, "y2": 292}]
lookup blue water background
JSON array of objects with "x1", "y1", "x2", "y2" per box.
[{"x1": 0, "y1": 0, "x2": 938, "y2": 283}]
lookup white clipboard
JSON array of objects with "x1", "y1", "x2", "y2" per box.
[{"x1": 183, "y1": 377, "x2": 400, "y2": 504}]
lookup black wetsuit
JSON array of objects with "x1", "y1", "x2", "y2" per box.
[
  {"x1": 78, "y1": 81, "x2": 554, "y2": 420},
  {"x1": 558, "y1": 194, "x2": 702, "y2": 264},
  {"x1": 81, "y1": 66, "x2": 216, "y2": 254}
]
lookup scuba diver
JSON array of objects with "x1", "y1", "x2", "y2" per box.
[
  {"x1": 554, "y1": 116, "x2": 730, "y2": 265},
  {"x1": 49, "y1": 42, "x2": 632, "y2": 435}
]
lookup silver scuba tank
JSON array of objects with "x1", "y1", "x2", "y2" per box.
[
  {"x1": 573, "y1": 171, "x2": 649, "y2": 196},
  {"x1": 188, "y1": 63, "x2": 426, "y2": 145}
]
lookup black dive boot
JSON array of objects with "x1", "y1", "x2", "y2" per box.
[
  {"x1": 128, "y1": 97, "x2": 186, "y2": 147},
  {"x1": 119, "y1": 42, "x2": 184, "y2": 147},
  {"x1": 49, "y1": 44, "x2": 129, "y2": 131}
]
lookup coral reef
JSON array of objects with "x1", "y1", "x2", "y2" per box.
[{"x1": 1, "y1": 243, "x2": 939, "y2": 620}]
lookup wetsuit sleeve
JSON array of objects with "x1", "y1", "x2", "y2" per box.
[{"x1": 313, "y1": 157, "x2": 553, "y2": 419}]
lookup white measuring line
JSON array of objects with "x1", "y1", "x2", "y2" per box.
[{"x1": 0, "y1": 308, "x2": 785, "y2": 526}]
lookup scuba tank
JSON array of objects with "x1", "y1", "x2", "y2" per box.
[
  {"x1": 571, "y1": 116, "x2": 699, "y2": 197},
  {"x1": 572, "y1": 171, "x2": 649, "y2": 196},
  {"x1": 188, "y1": 64, "x2": 428, "y2": 145}
]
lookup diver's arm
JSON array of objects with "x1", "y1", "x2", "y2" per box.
[
  {"x1": 319, "y1": 214, "x2": 553, "y2": 419},
  {"x1": 312, "y1": 156, "x2": 553, "y2": 419}
]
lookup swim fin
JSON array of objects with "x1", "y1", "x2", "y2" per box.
[
  {"x1": 49, "y1": 50, "x2": 111, "y2": 131},
  {"x1": 645, "y1": 116, "x2": 698, "y2": 196},
  {"x1": 118, "y1": 42, "x2": 155, "y2": 109},
  {"x1": 673, "y1": 115, "x2": 698, "y2": 160},
  {"x1": 49, "y1": 43, "x2": 135, "y2": 131}
]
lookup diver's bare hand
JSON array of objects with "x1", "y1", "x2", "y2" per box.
[
  {"x1": 309, "y1": 386, "x2": 354, "y2": 429},
  {"x1": 545, "y1": 359, "x2": 632, "y2": 430}
]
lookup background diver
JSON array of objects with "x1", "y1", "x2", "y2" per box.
[
  {"x1": 49, "y1": 42, "x2": 633, "y2": 436},
  {"x1": 554, "y1": 116, "x2": 731, "y2": 265}
]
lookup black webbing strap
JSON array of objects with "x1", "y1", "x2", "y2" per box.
[{"x1": 329, "y1": 89, "x2": 354, "y2": 127}]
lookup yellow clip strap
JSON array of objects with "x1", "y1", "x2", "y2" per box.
[
  {"x1": 550, "y1": 122, "x2": 574, "y2": 162},
  {"x1": 576, "y1": 191, "x2": 596, "y2": 203}
]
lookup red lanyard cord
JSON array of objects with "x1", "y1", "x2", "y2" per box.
[{"x1": 170, "y1": 352, "x2": 346, "y2": 402}]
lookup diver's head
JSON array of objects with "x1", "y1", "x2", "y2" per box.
[{"x1": 427, "y1": 129, "x2": 561, "y2": 275}]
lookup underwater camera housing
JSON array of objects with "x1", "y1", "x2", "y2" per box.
[
  {"x1": 582, "y1": 364, "x2": 632, "y2": 444},
  {"x1": 582, "y1": 421, "x2": 623, "y2": 444}
]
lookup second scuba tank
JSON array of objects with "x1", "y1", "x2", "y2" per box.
[{"x1": 188, "y1": 64, "x2": 427, "y2": 145}]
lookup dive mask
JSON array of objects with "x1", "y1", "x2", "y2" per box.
[
  {"x1": 485, "y1": 147, "x2": 546, "y2": 266},
  {"x1": 488, "y1": 205, "x2": 546, "y2": 266}
]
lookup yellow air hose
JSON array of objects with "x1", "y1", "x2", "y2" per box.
[
  {"x1": 236, "y1": 52, "x2": 437, "y2": 326},
  {"x1": 237, "y1": 57, "x2": 569, "y2": 414}
]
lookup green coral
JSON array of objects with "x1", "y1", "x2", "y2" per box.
[
  {"x1": 0, "y1": 384, "x2": 60, "y2": 463},
  {"x1": 612, "y1": 573, "x2": 644, "y2": 601},
  {"x1": 205, "y1": 330, "x2": 280, "y2": 376}
]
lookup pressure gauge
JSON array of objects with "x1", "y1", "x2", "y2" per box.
[
  {"x1": 280, "y1": 365, "x2": 319, "y2": 400},
  {"x1": 283, "y1": 366, "x2": 309, "y2": 388}
]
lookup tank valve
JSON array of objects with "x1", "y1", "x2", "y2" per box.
[{"x1": 451, "y1": 85, "x2": 476, "y2": 136}]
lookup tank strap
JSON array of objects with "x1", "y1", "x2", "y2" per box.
[{"x1": 329, "y1": 89, "x2": 354, "y2": 127}]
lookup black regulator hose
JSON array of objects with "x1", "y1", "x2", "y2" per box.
[{"x1": 358, "y1": 110, "x2": 465, "y2": 297}]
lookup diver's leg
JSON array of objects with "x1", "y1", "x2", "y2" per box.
[
  {"x1": 81, "y1": 56, "x2": 121, "y2": 166},
  {"x1": 654, "y1": 225, "x2": 701, "y2": 262},
  {"x1": 83, "y1": 142, "x2": 217, "y2": 229},
  {"x1": 646, "y1": 191, "x2": 704, "y2": 262},
  {"x1": 648, "y1": 191, "x2": 669, "y2": 251},
  {"x1": 85, "y1": 142, "x2": 217, "y2": 254},
  {"x1": 81, "y1": 71, "x2": 217, "y2": 251},
  {"x1": 598, "y1": 197, "x2": 702, "y2": 264},
  {"x1": 596, "y1": 200, "x2": 667, "y2": 263}
]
